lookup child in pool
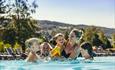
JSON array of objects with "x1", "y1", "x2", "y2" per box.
[
  {"x1": 50, "y1": 33, "x2": 65, "y2": 59},
  {"x1": 40, "y1": 42, "x2": 52, "y2": 61}
]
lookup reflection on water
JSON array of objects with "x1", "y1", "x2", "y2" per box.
[{"x1": 0, "y1": 57, "x2": 115, "y2": 70}]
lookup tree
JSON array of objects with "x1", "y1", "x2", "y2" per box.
[
  {"x1": 2, "y1": 28, "x2": 16, "y2": 46},
  {"x1": 64, "y1": 30, "x2": 69, "y2": 40},
  {"x1": 0, "y1": 0, "x2": 7, "y2": 13},
  {"x1": 83, "y1": 27, "x2": 94, "y2": 43},
  {"x1": 98, "y1": 31, "x2": 112, "y2": 49},
  {"x1": 0, "y1": 0, "x2": 10, "y2": 26},
  {"x1": 111, "y1": 33, "x2": 115, "y2": 48},
  {"x1": 92, "y1": 33, "x2": 103, "y2": 47},
  {"x1": 1, "y1": 0, "x2": 39, "y2": 52}
]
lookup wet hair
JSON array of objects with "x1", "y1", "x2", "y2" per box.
[
  {"x1": 80, "y1": 42, "x2": 94, "y2": 58},
  {"x1": 70, "y1": 29, "x2": 83, "y2": 40},
  {"x1": 50, "y1": 33, "x2": 64, "y2": 46},
  {"x1": 54, "y1": 33, "x2": 64, "y2": 40},
  {"x1": 25, "y1": 38, "x2": 40, "y2": 48},
  {"x1": 40, "y1": 42, "x2": 52, "y2": 50}
]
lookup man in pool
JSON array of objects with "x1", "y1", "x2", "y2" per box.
[
  {"x1": 25, "y1": 38, "x2": 53, "y2": 62},
  {"x1": 80, "y1": 42, "x2": 94, "y2": 60},
  {"x1": 25, "y1": 38, "x2": 41, "y2": 62}
]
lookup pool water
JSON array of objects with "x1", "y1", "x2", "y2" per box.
[{"x1": 0, "y1": 57, "x2": 115, "y2": 70}]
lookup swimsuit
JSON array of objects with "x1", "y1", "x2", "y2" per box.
[
  {"x1": 61, "y1": 42, "x2": 78, "y2": 58},
  {"x1": 51, "y1": 46, "x2": 61, "y2": 57},
  {"x1": 61, "y1": 43, "x2": 73, "y2": 58},
  {"x1": 61, "y1": 50, "x2": 70, "y2": 58}
]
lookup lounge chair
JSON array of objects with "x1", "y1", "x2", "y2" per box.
[
  {"x1": 5, "y1": 47, "x2": 20, "y2": 60},
  {"x1": 15, "y1": 48, "x2": 22, "y2": 55},
  {"x1": 0, "y1": 52, "x2": 14, "y2": 60}
]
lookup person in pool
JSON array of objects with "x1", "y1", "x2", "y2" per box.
[
  {"x1": 40, "y1": 42, "x2": 52, "y2": 61},
  {"x1": 50, "y1": 33, "x2": 65, "y2": 59},
  {"x1": 61, "y1": 29, "x2": 83, "y2": 59},
  {"x1": 80, "y1": 42, "x2": 94, "y2": 60},
  {"x1": 25, "y1": 38, "x2": 41, "y2": 62}
]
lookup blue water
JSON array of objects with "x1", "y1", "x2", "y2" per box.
[{"x1": 0, "y1": 57, "x2": 115, "y2": 70}]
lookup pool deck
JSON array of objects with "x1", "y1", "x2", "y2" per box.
[
  {"x1": 95, "y1": 53, "x2": 115, "y2": 56},
  {"x1": 0, "y1": 54, "x2": 21, "y2": 60},
  {"x1": 0, "y1": 53, "x2": 115, "y2": 60}
]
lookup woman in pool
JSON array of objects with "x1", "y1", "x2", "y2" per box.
[
  {"x1": 80, "y1": 42, "x2": 94, "y2": 60},
  {"x1": 25, "y1": 38, "x2": 41, "y2": 62},
  {"x1": 50, "y1": 33, "x2": 65, "y2": 59},
  {"x1": 61, "y1": 29, "x2": 83, "y2": 59}
]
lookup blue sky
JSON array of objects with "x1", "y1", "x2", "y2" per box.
[{"x1": 32, "y1": 0, "x2": 115, "y2": 28}]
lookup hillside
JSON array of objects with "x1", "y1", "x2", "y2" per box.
[{"x1": 38, "y1": 20, "x2": 115, "y2": 37}]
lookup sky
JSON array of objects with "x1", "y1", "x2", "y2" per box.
[{"x1": 32, "y1": 0, "x2": 115, "y2": 28}]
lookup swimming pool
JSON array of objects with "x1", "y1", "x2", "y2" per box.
[{"x1": 0, "y1": 57, "x2": 115, "y2": 70}]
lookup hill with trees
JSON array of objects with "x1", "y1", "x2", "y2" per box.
[{"x1": 39, "y1": 20, "x2": 115, "y2": 37}]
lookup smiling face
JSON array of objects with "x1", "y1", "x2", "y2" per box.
[
  {"x1": 56, "y1": 36, "x2": 65, "y2": 47},
  {"x1": 69, "y1": 32, "x2": 76, "y2": 43},
  {"x1": 42, "y1": 43, "x2": 52, "y2": 52},
  {"x1": 41, "y1": 42, "x2": 52, "y2": 57},
  {"x1": 69, "y1": 29, "x2": 83, "y2": 44}
]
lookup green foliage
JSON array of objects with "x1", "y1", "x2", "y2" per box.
[
  {"x1": 13, "y1": 42, "x2": 21, "y2": 50},
  {"x1": 111, "y1": 33, "x2": 115, "y2": 48},
  {"x1": 111, "y1": 33, "x2": 115, "y2": 41},
  {"x1": 3, "y1": 43, "x2": 12, "y2": 53},
  {"x1": 0, "y1": 0, "x2": 39, "y2": 52},
  {"x1": 82, "y1": 27, "x2": 94, "y2": 43},
  {"x1": 98, "y1": 31, "x2": 107, "y2": 44},
  {"x1": 2, "y1": 28, "x2": 16, "y2": 46},
  {"x1": 4, "y1": 43, "x2": 11, "y2": 48},
  {"x1": 0, "y1": 0, "x2": 9, "y2": 27},
  {"x1": 3, "y1": 43, "x2": 13, "y2": 53},
  {"x1": 0, "y1": 40, "x2": 4, "y2": 52},
  {"x1": 13, "y1": 42, "x2": 22, "y2": 53},
  {"x1": 98, "y1": 31, "x2": 112, "y2": 49},
  {"x1": 65, "y1": 30, "x2": 69, "y2": 40},
  {"x1": 80, "y1": 27, "x2": 112, "y2": 49},
  {"x1": 8, "y1": 0, "x2": 38, "y2": 19},
  {"x1": 92, "y1": 33, "x2": 103, "y2": 47},
  {"x1": 0, "y1": 0, "x2": 7, "y2": 13}
]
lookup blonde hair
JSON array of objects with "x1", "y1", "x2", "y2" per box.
[
  {"x1": 25, "y1": 38, "x2": 40, "y2": 48},
  {"x1": 54, "y1": 33, "x2": 64, "y2": 40}
]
